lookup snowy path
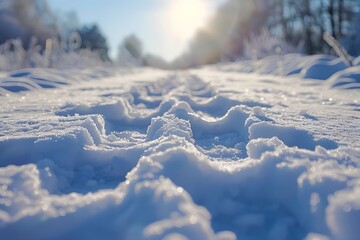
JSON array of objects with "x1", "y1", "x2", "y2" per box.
[{"x1": 0, "y1": 66, "x2": 360, "y2": 240}]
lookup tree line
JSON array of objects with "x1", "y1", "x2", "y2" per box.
[
  {"x1": 1, "y1": 0, "x2": 359, "y2": 69},
  {"x1": 0, "y1": 0, "x2": 110, "y2": 62},
  {"x1": 268, "y1": 0, "x2": 360, "y2": 55},
  {"x1": 172, "y1": 0, "x2": 360, "y2": 68},
  {"x1": 120, "y1": 0, "x2": 360, "y2": 69}
]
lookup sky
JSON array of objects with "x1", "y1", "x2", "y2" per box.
[{"x1": 47, "y1": 0, "x2": 226, "y2": 61}]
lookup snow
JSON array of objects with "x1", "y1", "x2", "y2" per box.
[{"x1": 0, "y1": 54, "x2": 360, "y2": 240}]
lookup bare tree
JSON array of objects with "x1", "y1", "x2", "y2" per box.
[{"x1": 267, "y1": 0, "x2": 359, "y2": 55}]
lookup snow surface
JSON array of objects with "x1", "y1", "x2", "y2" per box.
[{"x1": 0, "y1": 54, "x2": 360, "y2": 240}]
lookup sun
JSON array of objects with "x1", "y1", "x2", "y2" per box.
[
  {"x1": 153, "y1": 0, "x2": 214, "y2": 61},
  {"x1": 165, "y1": 0, "x2": 210, "y2": 39}
]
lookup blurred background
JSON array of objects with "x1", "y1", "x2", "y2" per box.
[{"x1": 0, "y1": 0, "x2": 359, "y2": 70}]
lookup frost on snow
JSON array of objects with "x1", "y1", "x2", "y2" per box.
[{"x1": 0, "y1": 54, "x2": 360, "y2": 240}]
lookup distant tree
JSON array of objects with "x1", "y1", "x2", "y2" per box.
[
  {"x1": 143, "y1": 54, "x2": 169, "y2": 69},
  {"x1": 78, "y1": 24, "x2": 110, "y2": 61},
  {"x1": 267, "y1": 0, "x2": 359, "y2": 55},
  {"x1": 342, "y1": 11, "x2": 360, "y2": 56},
  {"x1": 327, "y1": 0, "x2": 350, "y2": 39},
  {"x1": 117, "y1": 34, "x2": 143, "y2": 66},
  {"x1": 171, "y1": 0, "x2": 271, "y2": 68},
  {"x1": 0, "y1": 0, "x2": 59, "y2": 47},
  {"x1": 57, "y1": 11, "x2": 80, "y2": 40},
  {"x1": 122, "y1": 34, "x2": 143, "y2": 60}
]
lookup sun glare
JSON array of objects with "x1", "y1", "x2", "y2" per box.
[{"x1": 165, "y1": 0, "x2": 210, "y2": 42}]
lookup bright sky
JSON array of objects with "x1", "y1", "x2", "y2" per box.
[{"x1": 47, "y1": 0, "x2": 226, "y2": 61}]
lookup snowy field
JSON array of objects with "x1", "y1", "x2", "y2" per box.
[{"x1": 0, "y1": 54, "x2": 360, "y2": 240}]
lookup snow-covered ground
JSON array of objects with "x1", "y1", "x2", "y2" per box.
[{"x1": 0, "y1": 54, "x2": 360, "y2": 240}]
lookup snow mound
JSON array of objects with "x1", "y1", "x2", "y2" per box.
[
  {"x1": 327, "y1": 66, "x2": 360, "y2": 89},
  {"x1": 211, "y1": 54, "x2": 360, "y2": 87},
  {"x1": 300, "y1": 59, "x2": 347, "y2": 80},
  {"x1": 0, "y1": 68, "x2": 117, "y2": 94}
]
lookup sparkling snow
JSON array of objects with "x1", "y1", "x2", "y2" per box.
[{"x1": 0, "y1": 54, "x2": 360, "y2": 240}]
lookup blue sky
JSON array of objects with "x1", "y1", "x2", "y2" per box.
[{"x1": 47, "y1": 0, "x2": 225, "y2": 61}]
